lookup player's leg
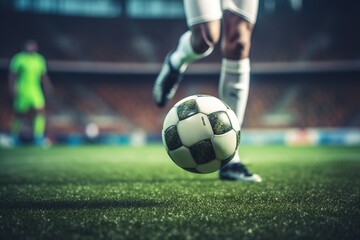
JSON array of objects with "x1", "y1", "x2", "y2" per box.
[
  {"x1": 153, "y1": 0, "x2": 222, "y2": 107},
  {"x1": 33, "y1": 108, "x2": 46, "y2": 145},
  {"x1": 10, "y1": 94, "x2": 30, "y2": 145},
  {"x1": 32, "y1": 93, "x2": 47, "y2": 146},
  {"x1": 218, "y1": 0, "x2": 261, "y2": 182},
  {"x1": 220, "y1": 10, "x2": 254, "y2": 131},
  {"x1": 10, "y1": 112, "x2": 24, "y2": 145}
]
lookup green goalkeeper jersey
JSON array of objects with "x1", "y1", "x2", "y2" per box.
[{"x1": 10, "y1": 52, "x2": 47, "y2": 111}]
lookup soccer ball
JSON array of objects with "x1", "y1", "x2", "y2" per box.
[{"x1": 162, "y1": 95, "x2": 240, "y2": 174}]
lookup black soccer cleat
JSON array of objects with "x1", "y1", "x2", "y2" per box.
[
  {"x1": 153, "y1": 51, "x2": 183, "y2": 108},
  {"x1": 219, "y1": 162, "x2": 262, "y2": 182}
]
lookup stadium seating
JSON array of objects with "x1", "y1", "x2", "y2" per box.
[
  {"x1": 2, "y1": 76, "x2": 359, "y2": 138},
  {"x1": 0, "y1": 11, "x2": 359, "y2": 62}
]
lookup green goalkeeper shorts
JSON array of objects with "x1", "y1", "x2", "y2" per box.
[{"x1": 14, "y1": 92, "x2": 45, "y2": 113}]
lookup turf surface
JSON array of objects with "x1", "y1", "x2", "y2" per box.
[{"x1": 0, "y1": 145, "x2": 359, "y2": 239}]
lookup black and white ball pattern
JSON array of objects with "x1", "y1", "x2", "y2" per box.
[{"x1": 162, "y1": 95, "x2": 240, "y2": 174}]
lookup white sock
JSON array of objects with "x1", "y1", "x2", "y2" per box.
[
  {"x1": 170, "y1": 31, "x2": 213, "y2": 72},
  {"x1": 219, "y1": 58, "x2": 251, "y2": 163}
]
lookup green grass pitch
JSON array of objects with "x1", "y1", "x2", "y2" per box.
[{"x1": 0, "y1": 145, "x2": 359, "y2": 239}]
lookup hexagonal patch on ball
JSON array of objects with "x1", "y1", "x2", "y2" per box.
[
  {"x1": 212, "y1": 130, "x2": 238, "y2": 160},
  {"x1": 177, "y1": 113, "x2": 213, "y2": 147},
  {"x1": 177, "y1": 99, "x2": 199, "y2": 120},
  {"x1": 208, "y1": 111, "x2": 233, "y2": 135},
  {"x1": 164, "y1": 126, "x2": 182, "y2": 151},
  {"x1": 189, "y1": 139, "x2": 216, "y2": 164}
]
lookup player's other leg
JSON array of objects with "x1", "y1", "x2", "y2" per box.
[
  {"x1": 153, "y1": 0, "x2": 222, "y2": 107},
  {"x1": 219, "y1": 2, "x2": 261, "y2": 182},
  {"x1": 10, "y1": 94, "x2": 31, "y2": 146},
  {"x1": 10, "y1": 112, "x2": 24, "y2": 146},
  {"x1": 31, "y1": 93, "x2": 48, "y2": 146},
  {"x1": 33, "y1": 108, "x2": 46, "y2": 146}
]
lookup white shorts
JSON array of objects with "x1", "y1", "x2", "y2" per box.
[{"x1": 184, "y1": 0, "x2": 259, "y2": 27}]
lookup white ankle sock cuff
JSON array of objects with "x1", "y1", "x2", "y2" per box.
[
  {"x1": 222, "y1": 58, "x2": 250, "y2": 74},
  {"x1": 170, "y1": 31, "x2": 214, "y2": 72}
]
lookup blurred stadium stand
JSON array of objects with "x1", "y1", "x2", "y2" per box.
[
  {"x1": 0, "y1": 0, "x2": 359, "y2": 145},
  {"x1": 1, "y1": 0, "x2": 360, "y2": 62}
]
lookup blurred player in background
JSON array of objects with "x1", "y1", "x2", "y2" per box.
[
  {"x1": 153, "y1": 0, "x2": 261, "y2": 182},
  {"x1": 8, "y1": 40, "x2": 52, "y2": 146}
]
